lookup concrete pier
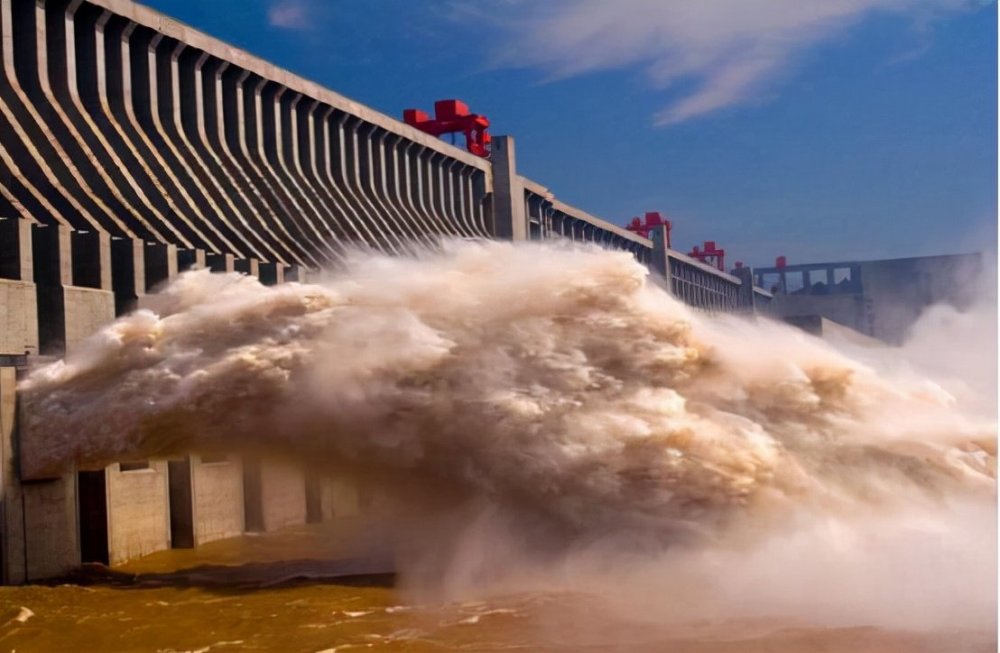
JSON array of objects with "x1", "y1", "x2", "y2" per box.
[
  {"x1": 106, "y1": 462, "x2": 171, "y2": 565},
  {"x1": 242, "y1": 458, "x2": 307, "y2": 533},
  {"x1": 189, "y1": 455, "x2": 245, "y2": 546}
]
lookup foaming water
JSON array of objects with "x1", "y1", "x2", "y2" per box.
[{"x1": 19, "y1": 241, "x2": 997, "y2": 634}]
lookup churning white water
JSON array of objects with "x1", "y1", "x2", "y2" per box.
[{"x1": 19, "y1": 241, "x2": 997, "y2": 632}]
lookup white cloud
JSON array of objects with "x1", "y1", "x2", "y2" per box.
[
  {"x1": 268, "y1": 0, "x2": 310, "y2": 30},
  {"x1": 484, "y1": 0, "x2": 986, "y2": 125}
]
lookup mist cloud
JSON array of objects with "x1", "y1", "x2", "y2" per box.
[
  {"x1": 18, "y1": 241, "x2": 997, "y2": 629},
  {"x1": 267, "y1": 0, "x2": 311, "y2": 30}
]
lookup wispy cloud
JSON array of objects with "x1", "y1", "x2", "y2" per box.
[
  {"x1": 268, "y1": 0, "x2": 310, "y2": 30},
  {"x1": 481, "y1": 0, "x2": 988, "y2": 125}
]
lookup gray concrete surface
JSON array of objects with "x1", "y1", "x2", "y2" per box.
[
  {"x1": 191, "y1": 455, "x2": 245, "y2": 546},
  {"x1": 106, "y1": 461, "x2": 171, "y2": 565}
]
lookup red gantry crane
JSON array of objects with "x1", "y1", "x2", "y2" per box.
[
  {"x1": 688, "y1": 241, "x2": 726, "y2": 272},
  {"x1": 624, "y1": 212, "x2": 730, "y2": 272},
  {"x1": 403, "y1": 100, "x2": 491, "y2": 158},
  {"x1": 625, "y1": 211, "x2": 672, "y2": 245}
]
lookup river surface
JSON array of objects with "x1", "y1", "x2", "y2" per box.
[{"x1": 0, "y1": 520, "x2": 994, "y2": 653}]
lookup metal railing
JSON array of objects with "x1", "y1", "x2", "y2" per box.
[{"x1": 522, "y1": 178, "x2": 652, "y2": 265}]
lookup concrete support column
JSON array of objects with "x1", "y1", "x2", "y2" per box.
[
  {"x1": 234, "y1": 257, "x2": 259, "y2": 277},
  {"x1": 144, "y1": 242, "x2": 178, "y2": 291},
  {"x1": 0, "y1": 365, "x2": 25, "y2": 584},
  {"x1": 70, "y1": 232, "x2": 113, "y2": 291},
  {"x1": 0, "y1": 218, "x2": 33, "y2": 282},
  {"x1": 650, "y1": 223, "x2": 673, "y2": 294},
  {"x1": 32, "y1": 225, "x2": 72, "y2": 356},
  {"x1": 105, "y1": 461, "x2": 170, "y2": 565},
  {"x1": 734, "y1": 266, "x2": 756, "y2": 313},
  {"x1": 0, "y1": 219, "x2": 38, "y2": 356},
  {"x1": 32, "y1": 225, "x2": 72, "y2": 288},
  {"x1": 206, "y1": 252, "x2": 234, "y2": 273},
  {"x1": 489, "y1": 136, "x2": 527, "y2": 241},
  {"x1": 6, "y1": 362, "x2": 81, "y2": 582},
  {"x1": 177, "y1": 248, "x2": 206, "y2": 272},
  {"x1": 241, "y1": 457, "x2": 306, "y2": 533},
  {"x1": 111, "y1": 237, "x2": 145, "y2": 316},
  {"x1": 284, "y1": 264, "x2": 303, "y2": 282},
  {"x1": 319, "y1": 476, "x2": 361, "y2": 520},
  {"x1": 189, "y1": 454, "x2": 245, "y2": 545}
]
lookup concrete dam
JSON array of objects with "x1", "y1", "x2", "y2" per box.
[{"x1": 0, "y1": 0, "x2": 777, "y2": 583}]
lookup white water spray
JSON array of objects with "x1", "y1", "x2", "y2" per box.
[{"x1": 20, "y1": 241, "x2": 996, "y2": 629}]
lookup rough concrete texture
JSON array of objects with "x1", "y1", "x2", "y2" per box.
[
  {"x1": 0, "y1": 280, "x2": 39, "y2": 355},
  {"x1": 772, "y1": 293, "x2": 867, "y2": 335},
  {"x1": 782, "y1": 315, "x2": 882, "y2": 347},
  {"x1": 106, "y1": 462, "x2": 171, "y2": 565},
  {"x1": 0, "y1": 367, "x2": 26, "y2": 584},
  {"x1": 192, "y1": 456, "x2": 245, "y2": 545},
  {"x1": 2, "y1": 368, "x2": 78, "y2": 582},
  {"x1": 0, "y1": 489, "x2": 26, "y2": 585},
  {"x1": 760, "y1": 254, "x2": 982, "y2": 344},
  {"x1": 21, "y1": 476, "x2": 80, "y2": 580},
  {"x1": 63, "y1": 287, "x2": 116, "y2": 354},
  {"x1": 19, "y1": 286, "x2": 117, "y2": 480},
  {"x1": 859, "y1": 255, "x2": 981, "y2": 343},
  {"x1": 320, "y1": 477, "x2": 361, "y2": 520},
  {"x1": 259, "y1": 460, "x2": 307, "y2": 532}
]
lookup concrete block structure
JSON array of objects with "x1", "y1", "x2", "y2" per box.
[
  {"x1": 0, "y1": 0, "x2": 774, "y2": 583},
  {"x1": 16, "y1": 476, "x2": 80, "y2": 581},
  {"x1": 242, "y1": 458, "x2": 308, "y2": 533},
  {"x1": 105, "y1": 461, "x2": 171, "y2": 565},
  {"x1": 188, "y1": 455, "x2": 245, "y2": 546},
  {"x1": 318, "y1": 477, "x2": 362, "y2": 520},
  {"x1": 755, "y1": 253, "x2": 983, "y2": 343}
]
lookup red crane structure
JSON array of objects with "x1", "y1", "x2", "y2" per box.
[
  {"x1": 625, "y1": 211, "x2": 671, "y2": 246},
  {"x1": 688, "y1": 241, "x2": 726, "y2": 272},
  {"x1": 624, "y1": 213, "x2": 730, "y2": 273},
  {"x1": 403, "y1": 99, "x2": 491, "y2": 158}
]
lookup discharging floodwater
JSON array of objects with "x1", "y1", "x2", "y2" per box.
[
  {"x1": 6, "y1": 243, "x2": 996, "y2": 652},
  {"x1": 0, "y1": 521, "x2": 995, "y2": 653}
]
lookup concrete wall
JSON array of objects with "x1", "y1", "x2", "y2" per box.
[
  {"x1": 0, "y1": 281, "x2": 38, "y2": 356},
  {"x1": 764, "y1": 253, "x2": 982, "y2": 344},
  {"x1": 772, "y1": 293, "x2": 868, "y2": 335},
  {"x1": 258, "y1": 460, "x2": 307, "y2": 532},
  {"x1": 319, "y1": 476, "x2": 361, "y2": 520},
  {"x1": 105, "y1": 462, "x2": 170, "y2": 565},
  {"x1": 242, "y1": 458, "x2": 308, "y2": 533},
  {"x1": 860, "y1": 255, "x2": 981, "y2": 343},
  {"x1": 191, "y1": 455, "x2": 245, "y2": 545},
  {"x1": 0, "y1": 215, "x2": 337, "y2": 582},
  {"x1": 0, "y1": 366, "x2": 29, "y2": 584},
  {"x1": 63, "y1": 287, "x2": 116, "y2": 350},
  {"x1": 782, "y1": 315, "x2": 883, "y2": 347},
  {"x1": 20, "y1": 476, "x2": 80, "y2": 580}
]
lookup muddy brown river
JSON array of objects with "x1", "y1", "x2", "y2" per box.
[{"x1": 0, "y1": 520, "x2": 994, "y2": 653}]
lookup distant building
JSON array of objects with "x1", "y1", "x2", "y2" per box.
[{"x1": 753, "y1": 253, "x2": 983, "y2": 344}]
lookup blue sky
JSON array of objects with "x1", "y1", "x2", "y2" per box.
[{"x1": 146, "y1": 0, "x2": 996, "y2": 267}]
